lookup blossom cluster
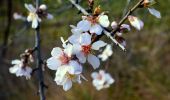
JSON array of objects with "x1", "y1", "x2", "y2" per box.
[
  {"x1": 45, "y1": 6, "x2": 116, "y2": 91},
  {"x1": 9, "y1": 0, "x2": 161, "y2": 91}
]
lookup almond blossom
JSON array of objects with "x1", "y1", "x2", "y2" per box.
[
  {"x1": 46, "y1": 43, "x2": 74, "y2": 70},
  {"x1": 9, "y1": 59, "x2": 32, "y2": 79},
  {"x1": 69, "y1": 32, "x2": 107, "y2": 69},
  {"x1": 98, "y1": 44, "x2": 113, "y2": 61},
  {"x1": 25, "y1": 4, "x2": 41, "y2": 28},
  {"x1": 54, "y1": 61, "x2": 83, "y2": 91},
  {"x1": 25, "y1": 4, "x2": 53, "y2": 28},
  {"x1": 91, "y1": 70, "x2": 114, "y2": 90},
  {"x1": 80, "y1": 14, "x2": 110, "y2": 35}
]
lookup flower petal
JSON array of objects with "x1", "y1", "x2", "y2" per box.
[
  {"x1": 77, "y1": 20, "x2": 91, "y2": 32},
  {"x1": 92, "y1": 40, "x2": 107, "y2": 50},
  {"x1": 80, "y1": 33, "x2": 92, "y2": 45},
  {"x1": 11, "y1": 59, "x2": 21, "y2": 65},
  {"x1": 98, "y1": 15, "x2": 110, "y2": 27},
  {"x1": 76, "y1": 52, "x2": 86, "y2": 63},
  {"x1": 148, "y1": 8, "x2": 161, "y2": 19},
  {"x1": 91, "y1": 72, "x2": 98, "y2": 79},
  {"x1": 128, "y1": 15, "x2": 144, "y2": 30},
  {"x1": 68, "y1": 61, "x2": 82, "y2": 74},
  {"x1": 51, "y1": 47, "x2": 63, "y2": 57},
  {"x1": 64, "y1": 44, "x2": 73, "y2": 57},
  {"x1": 111, "y1": 21, "x2": 118, "y2": 29},
  {"x1": 90, "y1": 24, "x2": 103, "y2": 35},
  {"x1": 32, "y1": 18, "x2": 38, "y2": 28},
  {"x1": 87, "y1": 54, "x2": 100, "y2": 69},
  {"x1": 68, "y1": 34, "x2": 81, "y2": 44},
  {"x1": 9, "y1": 66, "x2": 18, "y2": 74},
  {"x1": 63, "y1": 79, "x2": 72, "y2": 91},
  {"x1": 24, "y1": 4, "x2": 36, "y2": 12},
  {"x1": 46, "y1": 57, "x2": 61, "y2": 70}
]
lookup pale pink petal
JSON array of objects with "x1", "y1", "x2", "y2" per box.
[
  {"x1": 51, "y1": 47, "x2": 63, "y2": 57},
  {"x1": 128, "y1": 15, "x2": 144, "y2": 30},
  {"x1": 91, "y1": 72, "x2": 98, "y2": 79},
  {"x1": 98, "y1": 15, "x2": 110, "y2": 27},
  {"x1": 63, "y1": 79, "x2": 72, "y2": 91},
  {"x1": 68, "y1": 34, "x2": 81, "y2": 44},
  {"x1": 32, "y1": 18, "x2": 38, "y2": 28},
  {"x1": 76, "y1": 52, "x2": 86, "y2": 63},
  {"x1": 11, "y1": 59, "x2": 21, "y2": 65},
  {"x1": 68, "y1": 61, "x2": 82, "y2": 74},
  {"x1": 148, "y1": 8, "x2": 161, "y2": 19},
  {"x1": 92, "y1": 40, "x2": 107, "y2": 50},
  {"x1": 77, "y1": 20, "x2": 91, "y2": 32},
  {"x1": 111, "y1": 21, "x2": 118, "y2": 29},
  {"x1": 46, "y1": 57, "x2": 61, "y2": 70},
  {"x1": 24, "y1": 4, "x2": 36, "y2": 12},
  {"x1": 90, "y1": 24, "x2": 103, "y2": 35},
  {"x1": 87, "y1": 54, "x2": 100, "y2": 69},
  {"x1": 80, "y1": 33, "x2": 92, "y2": 45}
]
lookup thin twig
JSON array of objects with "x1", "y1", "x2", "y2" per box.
[
  {"x1": 111, "y1": 0, "x2": 144, "y2": 35},
  {"x1": 35, "y1": 0, "x2": 46, "y2": 100}
]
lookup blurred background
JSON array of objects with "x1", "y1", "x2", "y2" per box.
[{"x1": 0, "y1": 0, "x2": 170, "y2": 100}]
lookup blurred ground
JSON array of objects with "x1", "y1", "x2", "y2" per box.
[{"x1": 0, "y1": 0, "x2": 170, "y2": 100}]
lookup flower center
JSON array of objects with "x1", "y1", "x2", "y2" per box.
[
  {"x1": 87, "y1": 16, "x2": 98, "y2": 25},
  {"x1": 29, "y1": 12, "x2": 37, "y2": 20},
  {"x1": 82, "y1": 45, "x2": 91, "y2": 55},
  {"x1": 66, "y1": 72, "x2": 76, "y2": 80},
  {"x1": 59, "y1": 54, "x2": 70, "y2": 65},
  {"x1": 97, "y1": 74, "x2": 103, "y2": 80}
]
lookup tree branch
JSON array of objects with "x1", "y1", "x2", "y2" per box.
[
  {"x1": 111, "y1": 0, "x2": 144, "y2": 36},
  {"x1": 35, "y1": 0, "x2": 46, "y2": 100}
]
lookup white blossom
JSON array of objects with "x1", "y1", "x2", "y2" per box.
[
  {"x1": 25, "y1": 4, "x2": 41, "y2": 28},
  {"x1": 91, "y1": 70, "x2": 114, "y2": 90},
  {"x1": 98, "y1": 44, "x2": 113, "y2": 61},
  {"x1": 9, "y1": 59, "x2": 32, "y2": 79},
  {"x1": 47, "y1": 44, "x2": 74, "y2": 70},
  {"x1": 54, "y1": 61, "x2": 83, "y2": 91},
  {"x1": 69, "y1": 32, "x2": 107, "y2": 69},
  {"x1": 75, "y1": 14, "x2": 110, "y2": 35}
]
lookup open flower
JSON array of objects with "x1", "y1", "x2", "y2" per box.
[
  {"x1": 54, "y1": 61, "x2": 83, "y2": 91},
  {"x1": 25, "y1": 4, "x2": 41, "y2": 28},
  {"x1": 25, "y1": 4, "x2": 53, "y2": 28},
  {"x1": 47, "y1": 44, "x2": 74, "y2": 70},
  {"x1": 80, "y1": 14, "x2": 110, "y2": 35},
  {"x1": 9, "y1": 59, "x2": 32, "y2": 79},
  {"x1": 128, "y1": 15, "x2": 144, "y2": 30},
  {"x1": 69, "y1": 32, "x2": 107, "y2": 69},
  {"x1": 91, "y1": 70, "x2": 114, "y2": 90},
  {"x1": 98, "y1": 44, "x2": 113, "y2": 61}
]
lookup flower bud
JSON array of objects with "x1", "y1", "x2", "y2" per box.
[{"x1": 39, "y1": 4, "x2": 47, "y2": 10}]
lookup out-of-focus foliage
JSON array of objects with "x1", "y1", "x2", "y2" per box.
[{"x1": 0, "y1": 0, "x2": 170, "y2": 100}]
